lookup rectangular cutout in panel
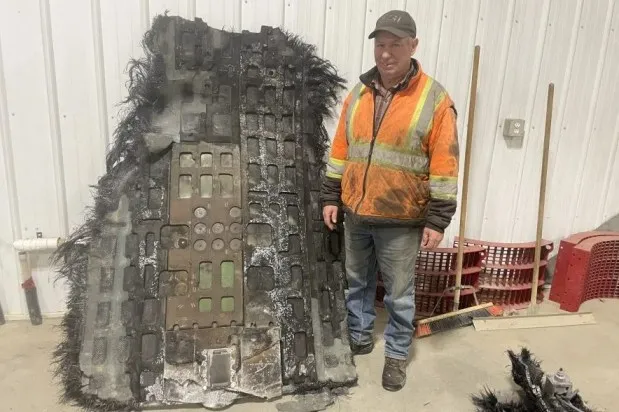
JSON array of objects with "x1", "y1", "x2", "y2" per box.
[
  {"x1": 249, "y1": 202, "x2": 262, "y2": 217},
  {"x1": 291, "y1": 265, "x2": 303, "y2": 288},
  {"x1": 266, "y1": 138, "x2": 277, "y2": 158},
  {"x1": 264, "y1": 115, "x2": 276, "y2": 132},
  {"x1": 287, "y1": 297, "x2": 304, "y2": 321},
  {"x1": 219, "y1": 174, "x2": 233, "y2": 198},
  {"x1": 199, "y1": 298, "x2": 212, "y2": 312},
  {"x1": 264, "y1": 86, "x2": 276, "y2": 107},
  {"x1": 179, "y1": 175, "x2": 192, "y2": 198},
  {"x1": 180, "y1": 153, "x2": 195, "y2": 167},
  {"x1": 246, "y1": 114, "x2": 258, "y2": 130},
  {"x1": 280, "y1": 115, "x2": 293, "y2": 133},
  {"x1": 210, "y1": 350, "x2": 231, "y2": 387},
  {"x1": 287, "y1": 205, "x2": 299, "y2": 226},
  {"x1": 201, "y1": 153, "x2": 213, "y2": 167},
  {"x1": 248, "y1": 164, "x2": 261, "y2": 187},
  {"x1": 246, "y1": 86, "x2": 259, "y2": 106},
  {"x1": 270, "y1": 203, "x2": 280, "y2": 214},
  {"x1": 247, "y1": 224, "x2": 273, "y2": 247},
  {"x1": 100, "y1": 268, "x2": 114, "y2": 293},
  {"x1": 199, "y1": 262, "x2": 213, "y2": 289},
  {"x1": 221, "y1": 261, "x2": 234, "y2": 288},
  {"x1": 267, "y1": 165, "x2": 279, "y2": 184},
  {"x1": 285, "y1": 167, "x2": 296, "y2": 186},
  {"x1": 246, "y1": 266, "x2": 275, "y2": 291},
  {"x1": 247, "y1": 137, "x2": 260, "y2": 157},
  {"x1": 221, "y1": 297, "x2": 234, "y2": 312},
  {"x1": 294, "y1": 332, "x2": 307, "y2": 358},
  {"x1": 146, "y1": 234, "x2": 156, "y2": 256},
  {"x1": 221, "y1": 153, "x2": 233, "y2": 168},
  {"x1": 200, "y1": 175, "x2": 213, "y2": 198},
  {"x1": 284, "y1": 141, "x2": 295, "y2": 160},
  {"x1": 283, "y1": 87, "x2": 295, "y2": 109}
]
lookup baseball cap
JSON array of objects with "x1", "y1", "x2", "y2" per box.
[{"x1": 368, "y1": 10, "x2": 416, "y2": 39}]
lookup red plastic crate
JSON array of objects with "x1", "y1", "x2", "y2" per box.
[
  {"x1": 453, "y1": 237, "x2": 553, "y2": 310},
  {"x1": 375, "y1": 246, "x2": 485, "y2": 319},
  {"x1": 454, "y1": 237, "x2": 553, "y2": 266},
  {"x1": 480, "y1": 262, "x2": 548, "y2": 290},
  {"x1": 549, "y1": 231, "x2": 618, "y2": 303},
  {"x1": 557, "y1": 235, "x2": 619, "y2": 312},
  {"x1": 477, "y1": 286, "x2": 545, "y2": 311}
]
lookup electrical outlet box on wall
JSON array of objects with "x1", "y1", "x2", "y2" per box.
[{"x1": 503, "y1": 118, "x2": 525, "y2": 138}]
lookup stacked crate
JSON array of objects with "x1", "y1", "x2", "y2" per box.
[
  {"x1": 454, "y1": 237, "x2": 554, "y2": 311},
  {"x1": 549, "y1": 231, "x2": 619, "y2": 312},
  {"x1": 375, "y1": 245, "x2": 486, "y2": 319}
]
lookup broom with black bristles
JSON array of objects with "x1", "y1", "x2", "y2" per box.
[{"x1": 415, "y1": 45, "x2": 502, "y2": 339}]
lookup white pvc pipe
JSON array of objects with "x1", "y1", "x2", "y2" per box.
[{"x1": 13, "y1": 238, "x2": 64, "y2": 252}]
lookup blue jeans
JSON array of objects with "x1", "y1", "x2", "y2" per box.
[{"x1": 344, "y1": 217, "x2": 422, "y2": 360}]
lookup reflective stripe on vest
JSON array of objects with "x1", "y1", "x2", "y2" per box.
[
  {"x1": 326, "y1": 157, "x2": 345, "y2": 179},
  {"x1": 429, "y1": 175, "x2": 457, "y2": 200},
  {"x1": 347, "y1": 143, "x2": 428, "y2": 173},
  {"x1": 345, "y1": 83, "x2": 366, "y2": 143},
  {"x1": 344, "y1": 78, "x2": 443, "y2": 173}
]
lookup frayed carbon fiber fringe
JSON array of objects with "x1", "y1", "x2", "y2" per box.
[
  {"x1": 50, "y1": 14, "x2": 346, "y2": 411},
  {"x1": 472, "y1": 348, "x2": 595, "y2": 412},
  {"x1": 50, "y1": 14, "x2": 168, "y2": 412}
]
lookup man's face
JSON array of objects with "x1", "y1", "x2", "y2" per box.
[{"x1": 374, "y1": 31, "x2": 417, "y2": 81}]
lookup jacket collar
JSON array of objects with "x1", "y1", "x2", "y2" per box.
[{"x1": 359, "y1": 58, "x2": 421, "y2": 92}]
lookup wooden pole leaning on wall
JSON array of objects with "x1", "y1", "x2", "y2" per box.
[
  {"x1": 452, "y1": 45, "x2": 480, "y2": 312},
  {"x1": 474, "y1": 82, "x2": 595, "y2": 331},
  {"x1": 528, "y1": 83, "x2": 554, "y2": 315}
]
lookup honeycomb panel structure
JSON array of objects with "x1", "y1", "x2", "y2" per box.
[{"x1": 52, "y1": 14, "x2": 354, "y2": 411}]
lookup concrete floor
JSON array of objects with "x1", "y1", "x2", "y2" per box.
[{"x1": 1, "y1": 299, "x2": 617, "y2": 412}]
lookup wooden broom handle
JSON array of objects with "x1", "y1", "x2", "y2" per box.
[
  {"x1": 453, "y1": 45, "x2": 480, "y2": 312},
  {"x1": 530, "y1": 83, "x2": 554, "y2": 309}
]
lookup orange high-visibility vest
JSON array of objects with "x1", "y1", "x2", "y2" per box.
[{"x1": 326, "y1": 63, "x2": 459, "y2": 223}]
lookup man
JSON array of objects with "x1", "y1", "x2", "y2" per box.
[{"x1": 320, "y1": 10, "x2": 459, "y2": 391}]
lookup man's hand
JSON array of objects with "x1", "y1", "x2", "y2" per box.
[
  {"x1": 322, "y1": 205, "x2": 339, "y2": 230},
  {"x1": 421, "y1": 227, "x2": 443, "y2": 250}
]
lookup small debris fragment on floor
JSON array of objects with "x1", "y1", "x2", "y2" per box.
[{"x1": 276, "y1": 388, "x2": 348, "y2": 412}]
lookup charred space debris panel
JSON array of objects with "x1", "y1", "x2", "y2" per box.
[{"x1": 52, "y1": 15, "x2": 355, "y2": 411}]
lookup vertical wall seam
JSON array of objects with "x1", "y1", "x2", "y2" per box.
[
  {"x1": 547, "y1": 0, "x2": 584, "y2": 202},
  {"x1": 433, "y1": 0, "x2": 446, "y2": 76},
  {"x1": 321, "y1": 0, "x2": 329, "y2": 58},
  {"x1": 508, "y1": 0, "x2": 552, "y2": 241},
  {"x1": 0, "y1": 33, "x2": 22, "y2": 241},
  {"x1": 141, "y1": 0, "x2": 151, "y2": 32},
  {"x1": 0, "y1": 12, "x2": 27, "y2": 316},
  {"x1": 601, "y1": 111, "x2": 619, "y2": 220},
  {"x1": 188, "y1": 0, "x2": 196, "y2": 19},
  {"x1": 91, "y1": 0, "x2": 110, "y2": 163},
  {"x1": 281, "y1": 0, "x2": 286, "y2": 28},
  {"x1": 479, "y1": 0, "x2": 516, "y2": 239},
  {"x1": 39, "y1": 0, "x2": 69, "y2": 237},
  {"x1": 359, "y1": 0, "x2": 369, "y2": 75},
  {"x1": 569, "y1": 0, "x2": 616, "y2": 233}
]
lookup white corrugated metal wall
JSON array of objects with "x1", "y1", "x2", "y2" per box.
[{"x1": 1, "y1": 0, "x2": 618, "y2": 318}]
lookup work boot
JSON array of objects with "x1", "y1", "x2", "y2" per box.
[
  {"x1": 350, "y1": 340, "x2": 374, "y2": 355},
  {"x1": 382, "y1": 357, "x2": 407, "y2": 391}
]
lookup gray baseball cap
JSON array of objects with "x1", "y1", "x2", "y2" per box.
[{"x1": 368, "y1": 10, "x2": 417, "y2": 39}]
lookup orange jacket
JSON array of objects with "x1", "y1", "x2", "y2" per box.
[{"x1": 321, "y1": 60, "x2": 459, "y2": 232}]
